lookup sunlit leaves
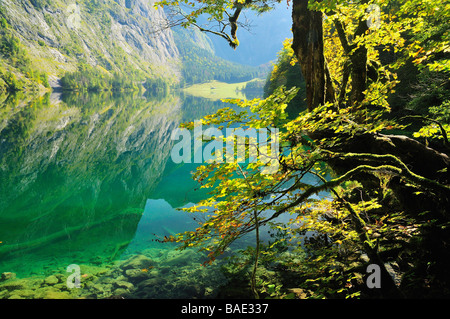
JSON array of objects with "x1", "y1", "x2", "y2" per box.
[
  {"x1": 166, "y1": 76, "x2": 406, "y2": 272},
  {"x1": 157, "y1": 0, "x2": 449, "y2": 298},
  {"x1": 316, "y1": 0, "x2": 448, "y2": 112},
  {"x1": 412, "y1": 101, "x2": 450, "y2": 144}
]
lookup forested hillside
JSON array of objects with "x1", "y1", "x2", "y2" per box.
[
  {"x1": 173, "y1": 27, "x2": 266, "y2": 86},
  {"x1": 0, "y1": 19, "x2": 50, "y2": 93},
  {"x1": 263, "y1": 39, "x2": 307, "y2": 114}
]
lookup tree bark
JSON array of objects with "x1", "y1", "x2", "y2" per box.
[
  {"x1": 316, "y1": 131, "x2": 450, "y2": 218},
  {"x1": 334, "y1": 12, "x2": 369, "y2": 107},
  {"x1": 292, "y1": 0, "x2": 326, "y2": 111},
  {"x1": 349, "y1": 16, "x2": 369, "y2": 106}
]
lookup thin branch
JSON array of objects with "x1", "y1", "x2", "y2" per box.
[
  {"x1": 236, "y1": 163, "x2": 260, "y2": 299},
  {"x1": 255, "y1": 164, "x2": 403, "y2": 228},
  {"x1": 401, "y1": 115, "x2": 449, "y2": 146},
  {"x1": 190, "y1": 21, "x2": 237, "y2": 47},
  {"x1": 338, "y1": 60, "x2": 351, "y2": 106},
  {"x1": 333, "y1": 18, "x2": 352, "y2": 55},
  {"x1": 313, "y1": 172, "x2": 405, "y2": 298}
]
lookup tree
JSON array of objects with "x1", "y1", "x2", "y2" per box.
[
  {"x1": 156, "y1": 0, "x2": 283, "y2": 48},
  {"x1": 156, "y1": 0, "x2": 450, "y2": 298}
]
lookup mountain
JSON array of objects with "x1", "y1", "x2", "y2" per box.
[
  {"x1": 0, "y1": 0, "x2": 282, "y2": 94},
  {"x1": 0, "y1": 0, "x2": 182, "y2": 92}
]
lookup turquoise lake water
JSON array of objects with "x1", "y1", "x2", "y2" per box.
[
  {"x1": 0, "y1": 90, "x2": 262, "y2": 297},
  {"x1": 0, "y1": 88, "x2": 327, "y2": 299}
]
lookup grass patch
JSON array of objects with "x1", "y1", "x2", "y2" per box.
[{"x1": 182, "y1": 79, "x2": 261, "y2": 101}]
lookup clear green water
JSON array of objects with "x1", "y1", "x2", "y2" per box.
[{"x1": 0, "y1": 91, "x2": 260, "y2": 298}]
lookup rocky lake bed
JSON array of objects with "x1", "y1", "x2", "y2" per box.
[{"x1": 0, "y1": 247, "x2": 231, "y2": 299}]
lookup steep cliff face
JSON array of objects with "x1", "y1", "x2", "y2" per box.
[{"x1": 0, "y1": 0, "x2": 180, "y2": 85}]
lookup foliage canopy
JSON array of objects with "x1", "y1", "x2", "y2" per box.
[{"x1": 157, "y1": 0, "x2": 449, "y2": 298}]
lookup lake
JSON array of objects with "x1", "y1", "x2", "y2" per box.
[{"x1": 0, "y1": 89, "x2": 266, "y2": 299}]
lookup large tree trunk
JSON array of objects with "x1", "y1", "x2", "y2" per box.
[
  {"x1": 292, "y1": 0, "x2": 326, "y2": 111},
  {"x1": 349, "y1": 15, "x2": 369, "y2": 106},
  {"x1": 333, "y1": 9, "x2": 369, "y2": 107}
]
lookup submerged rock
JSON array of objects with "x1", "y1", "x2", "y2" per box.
[
  {"x1": 40, "y1": 289, "x2": 72, "y2": 299},
  {"x1": 123, "y1": 269, "x2": 150, "y2": 283},
  {"x1": 0, "y1": 279, "x2": 28, "y2": 292},
  {"x1": 114, "y1": 280, "x2": 134, "y2": 291},
  {"x1": 43, "y1": 275, "x2": 60, "y2": 286},
  {"x1": 137, "y1": 277, "x2": 167, "y2": 289},
  {"x1": 0, "y1": 248, "x2": 230, "y2": 299},
  {"x1": 162, "y1": 249, "x2": 200, "y2": 267},
  {"x1": 120, "y1": 254, "x2": 154, "y2": 271},
  {"x1": 0, "y1": 272, "x2": 16, "y2": 282},
  {"x1": 111, "y1": 288, "x2": 129, "y2": 297}
]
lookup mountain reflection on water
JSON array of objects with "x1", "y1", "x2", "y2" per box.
[{"x1": 0, "y1": 90, "x2": 234, "y2": 278}]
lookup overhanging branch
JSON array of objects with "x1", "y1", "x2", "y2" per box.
[
  {"x1": 324, "y1": 151, "x2": 450, "y2": 195},
  {"x1": 258, "y1": 164, "x2": 403, "y2": 226}
]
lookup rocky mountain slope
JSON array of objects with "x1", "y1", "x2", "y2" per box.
[{"x1": 0, "y1": 0, "x2": 181, "y2": 88}]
